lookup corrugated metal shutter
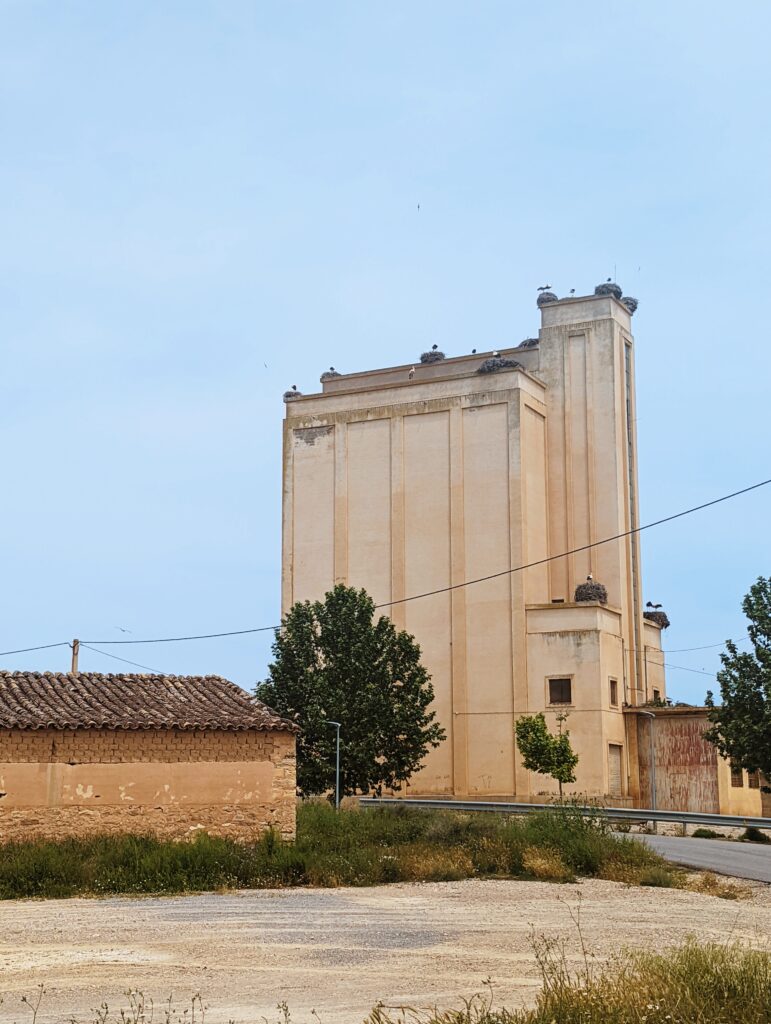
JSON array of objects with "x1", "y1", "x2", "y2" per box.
[{"x1": 608, "y1": 744, "x2": 622, "y2": 796}]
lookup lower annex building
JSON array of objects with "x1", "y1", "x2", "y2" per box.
[
  {"x1": 281, "y1": 283, "x2": 666, "y2": 804},
  {"x1": 0, "y1": 671, "x2": 297, "y2": 841}
]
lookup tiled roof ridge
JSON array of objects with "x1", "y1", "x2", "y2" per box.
[{"x1": 0, "y1": 670, "x2": 298, "y2": 733}]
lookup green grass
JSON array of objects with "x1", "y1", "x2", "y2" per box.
[
  {"x1": 0, "y1": 802, "x2": 676, "y2": 899},
  {"x1": 741, "y1": 826, "x2": 771, "y2": 844},
  {"x1": 692, "y1": 827, "x2": 723, "y2": 839}
]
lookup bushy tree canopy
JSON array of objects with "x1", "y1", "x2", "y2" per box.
[
  {"x1": 515, "y1": 712, "x2": 579, "y2": 799},
  {"x1": 255, "y1": 584, "x2": 445, "y2": 797},
  {"x1": 705, "y1": 577, "x2": 771, "y2": 788}
]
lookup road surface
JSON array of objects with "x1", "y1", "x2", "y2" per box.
[
  {"x1": 630, "y1": 833, "x2": 771, "y2": 882},
  {"x1": 2, "y1": 878, "x2": 770, "y2": 1023}
]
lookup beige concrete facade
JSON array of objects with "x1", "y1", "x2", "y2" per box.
[
  {"x1": 0, "y1": 728, "x2": 297, "y2": 841},
  {"x1": 282, "y1": 292, "x2": 666, "y2": 801}
]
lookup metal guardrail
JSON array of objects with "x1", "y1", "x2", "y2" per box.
[{"x1": 359, "y1": 797, "x2": 771, "y2": 831}]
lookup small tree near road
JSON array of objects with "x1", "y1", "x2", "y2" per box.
[
  {"x1": 705, "y1": 576, "x2": 771, "y2": 789},
  {"x1": 255, "y1": 584, "x2": 446, "y2": 798},
  {"x1": 515, "y1": 712, "x2": 579, "y2": 800}
]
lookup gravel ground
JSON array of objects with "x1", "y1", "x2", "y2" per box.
[{"x1": 1, "y1": 879, "x2": 771, "y2": 1024}]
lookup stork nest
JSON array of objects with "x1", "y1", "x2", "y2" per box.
[
  {"x1": 621, "y1": 296, "x2": 639, "y2": 315},
  {"x1": 478, "y1": 356, "x2": 524, "y2": 374},
  {"x1": 420, "y1": 350, "x2": 446, "y2": 364},
  {"x1": 574, "y1": 580, "x2": 608, "y2": 604},
  {"x1": 320, "y1": 370, "x2": 341, "y2": 381},
  {"x1": 644, "y1": 610, "x2": 671, "y2": 630},
  {"x1": 536, "y1": 291, "x2": 558, "y2": 306},
  {"x1": 594, "y1": 282, "x2": 623, "y2": 300},
  {"x1": 518, "y1": 337, "x2": 539, "y2": 348},
  {"x1": 283, "y1": 389, "x2": 303, "y2": 401}
]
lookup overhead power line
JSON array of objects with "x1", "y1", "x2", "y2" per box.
[
  {"x1": 0, "y1": 641, "x2": 70, "y2": 658},
  {"x1": 83, "y1": 625, "x2": 276, "y2": 646},
  {"x1": 665, "y1": 635, "x2": 748, "y2": 654},
  {"x1": 374, "y1": 476, "x2": 771, "y2": 610},
  {"x1": 2, "y1": 475, "x2": 769, "y2": 654},
  {"x1": 78, "y1": 643, "x2": 164, "y2": 674},
  {"x1": 663, "y1": 662, "x2": 717, "y2": 678}
]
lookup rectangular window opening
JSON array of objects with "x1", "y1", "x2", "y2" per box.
[
  {"x1": 748, "y1": 771, "x2": 760, "y2": 789},
  {"x1": 652, "y1": 689, "x2": 661, "y2": 703},
  {"x1": 549, "y1": 678, "x2": 572, "y2": 705},
  {"x1": 609, "y1": 678, "x2": 619, "y2": 707},
  {"x1": 730, "y1": 763, "x2": 744, "y2": 788}
]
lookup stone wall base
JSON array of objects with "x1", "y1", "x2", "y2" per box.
[{"x1": 0, "y1": 802, "x2": 296, "y2": 844}]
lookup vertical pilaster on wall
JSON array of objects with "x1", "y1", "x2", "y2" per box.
[
  {"x1": 281, "y1": 420, "x2": 295, "y2": 614},
  {"x1": 540, "y1": 326, "x2": 570, "y2": 602},
  {"x1": 449, "y1": 405, "x2": 469, "y2": 796},
  {"x1": 333, "y1": 422, "x2": 348, "y2": 585},
  {"x1": 390, "y1": 415, "x2": 406, "y2": 632},
  {"x1": 510, "y1": 393, "x2": 528, "y2": 798}
]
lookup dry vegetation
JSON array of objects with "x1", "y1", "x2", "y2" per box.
[
  {"x1": 0, "y1": 802, "x2": 683, "y2": 899},
  {"x1": 14, "y1": 941, "x2": 770, "y2": 1024}
]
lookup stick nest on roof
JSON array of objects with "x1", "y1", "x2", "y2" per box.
[
  {"x1": 320, "y1": 370, "x2": 342, "y2": 381},
  {"x1": 644, "y1": 610, "x2": 671, "y2": 629},
  {"x1": 536, "y1": 291, "x2": 558, "y2": 306},
  {"x1": 283, "y1": 389, "x2": 303, "y2": 401},
  {"x1": 420, "y1": 350, "x2": 446, "y2": 364},
  {"x1": 594, "y1": 282, "x2": 623, "y2": 300},
  {"x1": 478, "y1": 356, "x2": 524, "y2": 374},
  {"x1": 518, "y1": 337, "x2": 539, "y2": 348},
  {"x1": 574, "y1": 580, "x2": 608, "y2": 604},
  {"x1": 621, "y1": 296, "x2": 639, "y2": 314}
]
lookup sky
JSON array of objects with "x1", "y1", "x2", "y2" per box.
[{"x1": 1, "y1": 2, "x2": 769, "y2": 703}]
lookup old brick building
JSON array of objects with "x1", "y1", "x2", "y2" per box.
[{"x1": 0, "y1": 671, "x2": 297, "y2": 841}]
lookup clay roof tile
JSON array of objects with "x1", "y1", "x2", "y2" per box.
[{"x1": 0, "y1": 671, "x2": 297, "y2": 733}]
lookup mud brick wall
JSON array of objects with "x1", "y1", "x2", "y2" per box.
[{"x1": 0, "y1": 728, "x2": 296, "y2": 842}]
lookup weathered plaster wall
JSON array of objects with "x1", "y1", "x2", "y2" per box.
[
  {"x1": 630, "y1": 709, "x2": 762, "y2": 816},
  {"x1": 0, "y1": 729, "x2": 296, "y2": 841},
  {"x1": 635, "y1": 712, "x2": 719, "y2": 813}
]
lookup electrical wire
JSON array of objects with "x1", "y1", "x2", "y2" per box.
[
  {"x1": 78, "y1": 643, "x2": 164, "y2": 674},
  {"x1": 664, "y1": 635, "x2": 748, "y2": 653},
  {"x1": 0, "y1": 642, "x2": 70, "y2": 657},
  {"x1": 83, "y1": 625, "x2": 278, "y2": 645},
  {"x1": 374, "y1": 476, "x2": 771, "y2": 610},
  {"x1": 4, "y1": 475, "x2": 770, "y2": 653},
  {"x1": 663, "y1": 662, "x2": 717, "y2": 677}
]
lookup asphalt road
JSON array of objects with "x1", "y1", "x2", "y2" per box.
[{"x1": 629, "y1": 833, "x2": 771, "y2": 882}]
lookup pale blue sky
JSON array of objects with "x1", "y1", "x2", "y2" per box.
[{"x1": 2, "y1": 2, "x2": 769, "y2": 703}]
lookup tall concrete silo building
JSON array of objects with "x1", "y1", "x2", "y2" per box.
[{"x1": 281, "y1": 285, "x2": 666, "y2": 802}]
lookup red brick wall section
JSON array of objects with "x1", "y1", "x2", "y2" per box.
[{"x1": 0, "y1": 728, "x2": 297, "y2": 842}]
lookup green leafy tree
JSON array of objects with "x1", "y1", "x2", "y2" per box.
[
  {"x1": 515, "y1": 711, "x2": 579, "y2": 800},
  {"x1": 255, "y1": 584, "x2": 446, "y2": 798},
  {"x1": 705, "y1": 576, "x2": 771, "y2": 789}
]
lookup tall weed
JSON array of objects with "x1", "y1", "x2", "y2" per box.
[{"x1": 0, "y1": 802, "x2": 673, "y2": 899}]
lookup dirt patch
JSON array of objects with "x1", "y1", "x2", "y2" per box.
[{"x1": 1, "y1": 879, "x2": 770, "y2": 1023}]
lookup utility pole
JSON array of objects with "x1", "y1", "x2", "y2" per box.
[
  {"x1": 70, "y1": 639, "x2": 80, "y2": 672},
  {"x1": 325, "y1": 720, "x2": 341, "y2": 810}
]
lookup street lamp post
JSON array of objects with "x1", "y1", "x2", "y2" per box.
[
  {"x1": 325, "y1": 720, "x2": 341, "y2": 810},
  {"x1": 638, "y1": 710, "x2": 657, "y2": 832}
]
